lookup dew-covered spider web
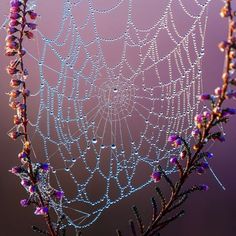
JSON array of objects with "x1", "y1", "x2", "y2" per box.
[{"x1": 1, "y1": 0, "x2": 214, "y2": 229}]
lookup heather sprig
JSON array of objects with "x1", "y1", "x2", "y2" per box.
[
  {"x1": 118, "y1": 1, "x2": 236, "y2": 235},
  {"x1": 5, "y1": 1, "x2": 64, "y2": 235}
]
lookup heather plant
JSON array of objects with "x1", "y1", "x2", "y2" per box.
[
  {"x1": 5, "y1": 0, "x2": 64, "y2": 235},
  {"x1": 4, "y1": 0, "x2": 236, "y2": 236}
]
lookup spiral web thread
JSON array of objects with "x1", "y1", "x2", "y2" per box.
[{"x1": 2, "y1": 0, "x2": 213, "y2": 229}]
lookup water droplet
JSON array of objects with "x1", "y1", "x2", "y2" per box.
[
  {"x1": 92, "y1": 138, "x2": 97, "y2": 144},
  {"x1": 111, "y1": 144, "x2": 116, "y2": 149},
  {"x1": 113, "y1": 88, "x2": 118, "y2": 93}
]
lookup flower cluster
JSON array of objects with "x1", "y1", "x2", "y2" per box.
[
  {"x1": 6, "y1": 0, "x2": 37, "y2": 145},
  {"x1": 150, "y1": 0, "x2": 236, "y2": 209},
  {"x1": 5, "y1": 3, "x2": 63, "y2": 234}
]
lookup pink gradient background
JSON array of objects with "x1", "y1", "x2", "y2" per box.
[{"x1": 0, "y1": 0, "x2": 236, "y2": 235}]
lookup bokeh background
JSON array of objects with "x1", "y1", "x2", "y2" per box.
[{"x1": 0, "y1": 0, "x2": 236, "y2": 235}]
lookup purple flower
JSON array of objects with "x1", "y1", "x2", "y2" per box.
[
  {"x1": 21, "y1": 179, "x2": 31, "y2": 187},
  {"x1": 170, "y1": 156, "x2": 178, "y2": 164},
  {"x1": 7, "y1": 26, "x2": 18, "y2": 34},
  {"x1": 34, "y1": 207, "x2": 48, "y2": 216},
  {"x1": 10, "y1": 0, "x2": 22, "y2": 7},
  {"x1": 199, "y1": 184, "x2": 209, "y2": 191},
  {"x1": 201, "y1": 162, "x2": 209, "y2": 169},
  {"x1": 40, "y1": 163, "x2": 49, "y2": 171},
  {"x1": 54, "y1": 190, "x2": 64, "y2": 200},
  {"x1": 151, "y1": 171, "x2": 161, "y2": 183},
  {"x1": 206, "y1": 152, "x2": 214, "y2": 159},
  {"x1": 180, "y1": 150, "x2": 187, "y2": 160},
  {"x1": 20, "y1": 199, "x2": 30, "y2": 207},
  {"x1": 213, "y1": 133, "x2": 226, "y2": 142},
  {"x1": 214, "y1": 87, "x2": 222, "y2": 96},
  {"x1": 22, "y1": 89, "x2": 30, "y2": 97},
  {"x1": 8, "y1": 131, "x2": 21, "y2": 140},
  {"x1": 203, "y1": 111, "x2": 211, "y2": 119},
  {"x1": 26, "y1": 23, "x2": 37, "y2": 30},
  {"x1": 27, "y1": 10, "x2": 37, "y2": 20},
  {"x1": 168, "y1": 135, "x2": 182, "y2": 147},
  {"x1": 168, "y1": 134, "x2": 179, "y2": 142},
  {"x1": 9, "y1": 166, "x2": 22, "y2": 174},
  {"x1": 191, "y1": 128, "x2": 200, "y2": 137},
  {"x1": 18, "y1": 151, "x2": 28, "y2": 160},
  {"x1": 29, "y1": 185, "x2": 36, "y2": 193},
  {"x1": 9, "y1": 19, "x2": 20, "y2": 27},
  {"x1": 222, "y1": 108, "x2": 236, "y2": 116},
  {"x1": 10, "y1": 79, "x2": 22, "y2": 87},
  {"x1": 199, "y1": 93, "x2": 212, "y2": 101},
  {"x1": 196, "y1": 166, "x2": 205, "y2": 175},
  {"x1": 10, "y1": 12, "x2": 21, "y2": 20},
  {"x1": 194, "y1": 114, "x2": 203, "y2": 125}
]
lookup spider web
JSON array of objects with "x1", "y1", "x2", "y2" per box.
[{"x1": 2, "y1": 0, "x2": 214, "y2": 229}]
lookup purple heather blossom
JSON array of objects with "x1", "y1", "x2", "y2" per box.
[
  {"x1": 191, "y1": 128, "x2": 201, "y2": 137},
  {"x1": 54, "y1": 190, "x2": 64, "y2": 200},
  {"x1": 7, "y1": 26, "x2": 18, "y2": 34},
  {"x1": 20, "y1": 199, "x2": 30, "y2": 207},
  {"x1": 22, "y1": 89, "x2": 30, "y2": 97},
  {"x1": 29, "y1": 185, "x2": 36, "y2": 193},
  {"x1": 214, "y1": 87, "x2": 222, "y2": 96},
  {"x1": 222, "y1": 108, "x2": 236, "y2": 116},
  {"x1": 168, "y1": 135, "x2": 182, "y2": 147},
  {"x1": 206, "y1": 152, "x2": 214, "y2": 159},
  {"x1": 201, "y1": 162, "x2": 209, "y2": 169},
  {"x1": 213, "y1": 133, "x2": 226, "y2": 142},
  {"x1": 10, "y1": 79, "x2": 22, "y2": 87},
  {"x1": 199, "y1": 184, "x2": 209, "y2": 191},
  {"x1": 18, "y1": 151, "x2": 27, "y2": 160},
  {"x1": 194, "y1": 114, "x2": 203, "y2": 125},
  {"x1": 168, "y1": 134, "x2": 179, "y2": 142},
  {"x1": 203, "y1": 111, "x2": 211, "y2": 119},
  {"x1": 180, "y1": 150, "x2": 187, "y2": 160},
  {"x1": 196, "y1": 166, "x2": 205, "y2": 175},
  {"x1": 40, "y1": 163, "x2": 49, "y2": 171},
  {"x1": 26, "y1": 22, "x2": 37, "y2": 30},
  {"x1": 8, "y1": 131, "x2": 21, "y2": 140},
  {"x1": 21, "y1": 179, "x2": 31, "y2": 187},
  {"x1": 151, "y1": 171, "x2": 161, "y2": 183},
  {"x1": 10, "y1": 0, "x2": 22, "y2": 7},
  {"x1": 27, "y1": 10, "x2": 37, "y2": 20},
  {"x1": 34, "y1": 207, "x2": 48, "y2": 216},
  {"x1": 10, "y1": 12, "x2": 21, "y2": 20},
  {"x1": 170, "y1": 156, "x2": 178, "y2": 164},
  {"x1": 9, "y1": 166, "x2": 22, "y2": 174},
  {"x1": 198, "y1": 93, "x2": 212, "y2": 101}
]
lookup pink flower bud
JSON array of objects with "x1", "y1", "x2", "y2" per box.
[
  {"x1": 8, "y1": 89, "x2": 21, "y2": 98},
  {"x1": 218, "y1": 41, "x2": 230, "y2": 52},
  {"x1": 26, "y1": 23, "x2": 37, "y2": 30},
  {"x1": 13, "y1": 115, "x2": 22, "y2": 125},
  {"x1": 220, "y1": 6, "x2": 230, "y2": 18},
  {"x1": 27, "y1": 10, "x2": 37, "y2": 20},
  {"x1": 198, "y1": 93, "x2": 212, "y2": 101},
  {"x1": 150, "y1": 171, "x2": 161, "y2": 183},
  {"x1": 22, "y1": 89, "x2": 30, "y2": 97},
  {"x1": 24, "y1": 31, "x2": 34, "y2": 39},
  {"x1": 10, "y1": 79, "x2": 22, "y2": 87},
  {"x1": 9, "y1": 131, "x2": 21, "y2": 140},
  {"x1": 9, "y1": 101, "x2": 20, "y2": 109},
  {"x1": 214, "y1": 87, "x2": 222, "y2": 96},
  {"x1": 34, "y1": 207, "x2": 48, "y2": 216}
]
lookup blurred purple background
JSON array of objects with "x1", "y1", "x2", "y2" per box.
[{"x1": 0, "y1": 0, "x2": 236, "y2": 235}]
